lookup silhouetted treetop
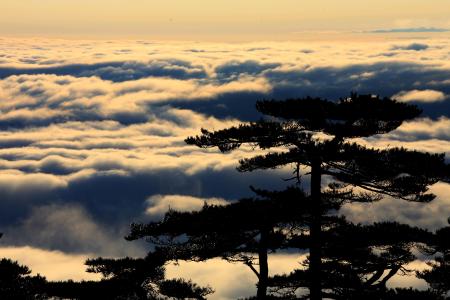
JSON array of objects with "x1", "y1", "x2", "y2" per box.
[
  {"x1": 126, "y1": 188, "x2": 313, "y2": 265},
  {"x1": 186, "y1": 121, "x2": 311, "y2": 152},
  {"x1": 0, "y1": 258, "x2": 32, "y2": 281},
  {"x1": 86, "y1": 254, "x2": 165, "y2": 282},
  {"x1": 159, "y1": 279, "x2": 214, "y2": 300},
  {"x1": 127, "y1": 187, "x2": 309, "y2": 243},
  {"x1": 185, "y1": 94, "x2": 423, "y2": 153},
  {"x1": 84, "y1": 250, "x2": 213, "y2": 300},
  {"x1": 255, "y1": 94, "x2": 422, "y2": 138},
  {"x1": 0, "y1": 258, "x2": 46, "y2": 299}
]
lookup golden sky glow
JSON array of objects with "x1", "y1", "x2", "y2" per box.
[{"x1": 1, "y1": 0, "x2": 450, "y2": 39}]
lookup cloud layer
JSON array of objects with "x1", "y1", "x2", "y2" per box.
[{"x1": 0, "y1": 37, "x2": 449, "y2": 296}]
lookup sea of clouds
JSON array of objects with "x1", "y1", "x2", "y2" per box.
[{"x1": 0, "y1": 36, "x2": 449, "y2": 299}]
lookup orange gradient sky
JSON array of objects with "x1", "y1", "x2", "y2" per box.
[{"x1": 1, "y1": 0, "x2": 450, "y2": 39}]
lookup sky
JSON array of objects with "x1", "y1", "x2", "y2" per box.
[
  {"x1": 0, "y1": 2, "x2": 450, "y2": 300},
  {"x1": 1, "y1": 0, "x2": 450, "y2": 39}
]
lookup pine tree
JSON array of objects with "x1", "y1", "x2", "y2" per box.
[
  {"x1": 127, "y1": 186, "x2": 310, "y2": 298},
  {"x1": 128, "y1": 93, "x2": 448, "y2": 299},
  {"x1": 417, "y1": 219, "x2": 450, "y2": 298},
  {"x1": 0, "y1": 258, "x2": 47, "y2": 299},
  {"x1": 182, "y1": 93, "x2": 449, "y2": 299},
  {"x1": 45, "y1": 251, "x2": 213, "y2": 299}
]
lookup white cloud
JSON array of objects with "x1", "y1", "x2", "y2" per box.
[
  {"x1": 389, "y1": 117, "x2": 450, "y2": 140},
  {"x1": 4, "y1": 204, "x2": 145, "y2": 257},
  {"x1": 145, "y1": 194, "x2": 229, "y2": 218},
  {"x1": 0, "y1": 171, "x2": 67, "y2": 199},
  {"x1": 341, "y1": 182, "x2": 450, "y2": 230},
  {"x1": 386, "y1": 260, "x2": 430, "y2": 290},
  {"x1": 0, "y1": 246, "x2": 100, "y2": 281},
  {"x1": 394, "y1": 89, "x2": 447, "y2": 102}
]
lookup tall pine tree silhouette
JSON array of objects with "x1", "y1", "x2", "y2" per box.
[{"x1": 182, "y1": 93, "x2": 449, "y2": 299}]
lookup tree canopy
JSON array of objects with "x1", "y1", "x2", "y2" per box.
[{"x1": 184, "y1": 93, "x2": 449, "y2": 299}]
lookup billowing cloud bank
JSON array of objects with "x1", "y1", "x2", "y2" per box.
[{"x1": 0, "y1": 37, "x2": 449, "y2": 297}]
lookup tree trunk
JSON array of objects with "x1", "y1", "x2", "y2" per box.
[
  {"x1": 309, "y1": 158, "x2": 322, "y2": 300},
  {"x1": 257, "y1": 228, "x2": 269, "y2": 299}
]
